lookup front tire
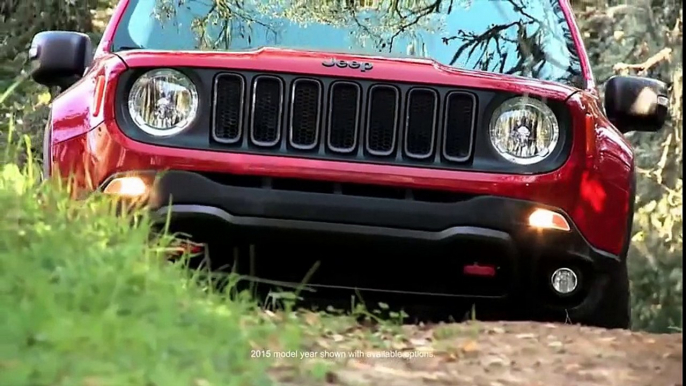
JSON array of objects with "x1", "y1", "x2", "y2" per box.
[{"x1": 583, "y1": 259, "x2": 631, "y2": 329}]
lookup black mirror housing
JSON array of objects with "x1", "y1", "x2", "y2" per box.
[
  {"x1": 604, "y1": 75, "x2": 669, "y2": 134},
  {"x1": 29, "y1": 31, "x2": 93, "y2": 89}
]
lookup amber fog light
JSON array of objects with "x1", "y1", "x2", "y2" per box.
[
  {"x1": 528, "y1": 208, "x2": 570, "y2": 231},
  {"x1": 103, "y1": 176, "x2": 148, "y2": 198}
]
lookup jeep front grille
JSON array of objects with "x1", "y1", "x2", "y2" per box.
[{"x1": 212, "y1": 72, "x2": 477, "y2": 167}]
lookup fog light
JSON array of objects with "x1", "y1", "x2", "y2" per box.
[
  {"x1": 551, "y1": 268, "x2": 578, "y2": 294},
  {"x1": 103, "y1": 176, "x2": 148, "y2": 198},
  {"x1": 528, "y1": 208, "x2": 570, "y2": 231}
]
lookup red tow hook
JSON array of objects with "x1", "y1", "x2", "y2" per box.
[
  {"x1": 169, "y1": 240, "x2": 206, "y2": 258},
  {"x1": 185, "y1": 243, "x2": 205, "y2": 255},
  {"x1": 463, "y1": 263, "x2": 497, "y2": 277}
]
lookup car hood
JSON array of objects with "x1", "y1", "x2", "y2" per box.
[{"x1": 115, "y1": 47, "x2": 581, "y2": 101}]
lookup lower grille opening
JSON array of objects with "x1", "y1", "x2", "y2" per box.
[
  {"x1": 271, "y1": 177, "x2": 333, "y2": 194},
  {"x1": 413, "y1": 189, "x2": 474, "y2": 203},
  {"x1": 198, "y1": 172, "x2": 475, "y2": 203},
  {"x1": 198, "y1": 173, "x2": 263, "y2": 188},
  {"x1": 340, "y1": 183, "x2": 406, "y2": 200}
]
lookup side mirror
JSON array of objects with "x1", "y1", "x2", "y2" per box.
[
  {"x1": 604, "y1": 75, "x2": 669, "y2": 134},
  {"x1": 29, "y1": 31, "x2": 93, "y2": 90}
]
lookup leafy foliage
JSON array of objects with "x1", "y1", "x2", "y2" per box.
[{"x1": 0, "y1": 0, "x2": 107, "y2": 161}]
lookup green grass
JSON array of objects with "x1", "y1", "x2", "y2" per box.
[
  {"x1": 0, "y1": 158, "x2": 306, "y2": 386},
  {"x1": 0, "y1": 97, "x2": 399, "y2": 385},
  {"x1": 0, "y1": 141, "x2": 399, "y2": 386}
]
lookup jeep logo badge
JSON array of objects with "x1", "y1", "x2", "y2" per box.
[{"x1": 322, "y1": 58, "x2": 373, "y2": 72}]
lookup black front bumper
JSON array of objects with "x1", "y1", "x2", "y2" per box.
[
  {"x1": 112, "y1": 170, "x2": 623, "y2": 318},
  {"x1": 145, "y1": 171, "x2": 616, "y2": 258}
]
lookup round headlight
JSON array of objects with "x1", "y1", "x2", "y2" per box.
[
  {"x1": 128, "y1": 69, "x2": 198, "y2": 137},
  {"x1": 489, "y1": 97, "x2": 559, "y2": 165}
]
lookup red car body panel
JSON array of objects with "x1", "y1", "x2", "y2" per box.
[{"x1": 47, "y1": 0, "x2": 635, "y2": 257}]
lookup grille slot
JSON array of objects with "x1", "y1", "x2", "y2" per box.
[
  {"x1": 443, "y1": 92, "x2": 476, "y2": 162},
  {"x1": 289, "y1": 79, "x2": 322, "y2": 150},
  {"x1": 327, "y1": 82, "x2": 361, "y2": 153},
  {"x1": 213, "y1": 74, "x2": 245, "y2": 144},
  {"x1": 366, "y1": 85, "x2": 399, "y2": 156},
  {"x1": 404, "y1": 88, "x2": 438, "y2": 159},
  {"x1": 250, "y1": 76, "x2": 284, "y2": 147}
]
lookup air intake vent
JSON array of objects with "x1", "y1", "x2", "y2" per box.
[
  {"x1": 404, "y1": 88, "x2": 438, "y2": 159},
  {"x1": 250, "y1": 76, "x2": 283, "y2": 147},
  {"x1": 366, "y1": 85, "x2": 399, "y2": 156},
  {"x1": 443, "y1": 92, "x2": 476, "y2": 162},
  {"x1": 213, "y1": 74, "x2": 245, "y2": 144},
  {"x1": 327, "y1": 82, "x2": 360, "y2": 153},
  {"x1": 289, "y1": 79, "x2": 322, "y2": 150}
]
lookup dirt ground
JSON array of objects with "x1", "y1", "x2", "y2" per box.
[{"x1": 276, "y1": 321, "x2": 683, "y2": 386}]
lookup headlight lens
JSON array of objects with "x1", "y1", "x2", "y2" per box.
[
  {"x1": 489, "y1": 97, "x2": 559, "y2": 165},
  {"x1": 128, "y1": 69, "x2": 198, "y2": 137}
]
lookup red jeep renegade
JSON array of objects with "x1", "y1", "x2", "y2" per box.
[{"x1": 29, "y1": 0, "x2": 668, "y2": 328}]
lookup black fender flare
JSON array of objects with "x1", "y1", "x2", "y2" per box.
[
  {"x1": 42, "y1": 111, "x2": 52, "y2": 180},
  {"x1": 621, "y1": 166, "x2": 637, "y2": 260}
]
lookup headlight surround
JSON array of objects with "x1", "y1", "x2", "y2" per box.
[
  {"x1": 488, "y1": 97, "x2": 560, "y2": 165},
  {"x1": 127, "y1": 68, "x2": 199, "y2": 137}
]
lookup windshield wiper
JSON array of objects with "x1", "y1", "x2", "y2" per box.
[{"x1": 115, "y1": 45, "x2": 145, "y2": 51}]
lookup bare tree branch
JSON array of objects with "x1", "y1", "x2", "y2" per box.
[{"x1": 613, "y1": 47, "x2": 673, "y2": 76}]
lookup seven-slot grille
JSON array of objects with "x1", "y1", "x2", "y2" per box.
[{"x1": 212, "y1": 72, "x2": 476, "y2": 165}]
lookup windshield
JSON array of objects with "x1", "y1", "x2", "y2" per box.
[{"x1": 111, "y1": 0, "x2": 585, "y2": 88}]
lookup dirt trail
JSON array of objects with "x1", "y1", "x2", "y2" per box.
[{"x1": 278, "y1": 321, "x2": 682, "y2": 386}]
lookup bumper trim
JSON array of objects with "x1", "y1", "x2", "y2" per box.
[{"x1": 153, "y1": 204, "x2": 516, "y2": 245}]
